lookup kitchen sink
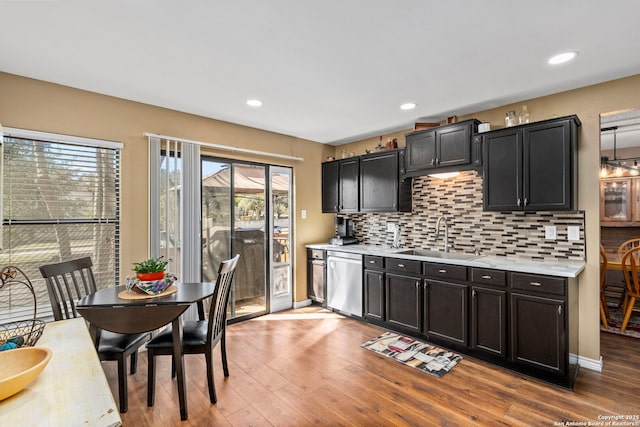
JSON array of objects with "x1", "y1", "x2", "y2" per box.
[{"x1": 395, "y1": 249, "x2": 479, "y2": 261}]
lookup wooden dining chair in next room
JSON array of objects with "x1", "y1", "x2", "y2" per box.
[
  {"x1": 147, "y1": 254, "x2": 240, "y2": 406},
  {"x1": 617, "y1": 238, "x2": 640, "y2": 307},
  {"x1": 620, "y1": 246, "x2": 640, "y2": 332},
  {"x1": 39, "y1": 257, "x2": 151, "y2": 413},
  {"x1": 600, "y1": 244, "x2": 610, "y2": 329}
]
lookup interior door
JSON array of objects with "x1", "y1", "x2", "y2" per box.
[{"x1": 269, "y1": 166, "x2": 293, "y2": 312}]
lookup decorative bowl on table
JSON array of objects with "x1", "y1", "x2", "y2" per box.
[
  {"x1": 125, "y1": 273, "x2": 177, "y2": 296},
  {"x1": 0, "y1": 347, "x2": 52, "y2": 401}
]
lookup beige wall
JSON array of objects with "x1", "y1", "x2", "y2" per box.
[
  {"x1": 0, "y1": 72, "x2": 336, "y2": 305},
  {"x1": 337, "y1": 73, "x2": 640, "y2": 362}
]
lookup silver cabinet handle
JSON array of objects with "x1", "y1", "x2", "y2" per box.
[
  {"x1": 472, "y1": 289, "x2": 477, "y2": 298},
  {"x1": 438, "y1": 269, "x2": 447, "y2": 274},
  {"x1": 415, "y1": 281, "x2": 420, "y2": 288},
  {"x1": 369, "y1": 260, "x2": 376, "y2": 264},
  {"x1": 398, "y1": 263, "x2": 405, "y2": 268},
  {"x1": 530, "y1": 282, "x2": 542, "y2": 287},
  {"x1": 481, "y1": 275, "x2": 492, "y2": 279},
  {"x1": 517, "y1": 198, "x2": 522, "y2": 207},
  {"x1": 558, "y1": 305, "x2": 562, "y2": 315}
]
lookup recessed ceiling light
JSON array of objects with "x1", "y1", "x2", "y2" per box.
[
  {"x1": 400, "y1": 102, "x2": 416, "y2": 110},
  {"x1": 246, "y1": 99, "x2": 263, "y2": 107},
  {"x1": 547, "y1": 51, "x2": 578, "y2": 65}
]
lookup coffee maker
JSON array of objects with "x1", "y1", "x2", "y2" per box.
[{"x1": 329, "y1": 217, "x2": 358, "y2": 245}]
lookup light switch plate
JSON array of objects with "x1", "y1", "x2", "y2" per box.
[
  {"x1": 545, "y1": 226, "x2": 557, "y2": 240},
  {"x1": 301, "y1": 209, "x2": 307, "y2": 219},
  {"x1": 567, "y1": 226, "x2": 580, "y2": 241},
  {"x1": 386, "y1": 222, "x2": 396, "y2": 232}
]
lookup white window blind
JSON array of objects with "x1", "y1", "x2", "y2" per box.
[{"x1": 0, "y1": 130, "x2": 120, "y2": 322}]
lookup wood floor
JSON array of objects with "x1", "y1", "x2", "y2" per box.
[{"x1": 103, "y1": 306, "x2": 640, "y2": 426}]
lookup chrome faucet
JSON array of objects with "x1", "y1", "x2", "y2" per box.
[
  {"x1": 391, "y1": 224, "x2": 401, "y2": 249},
  {"x1": 435, "y1": 216, "x2": 449, "y2": 252}
]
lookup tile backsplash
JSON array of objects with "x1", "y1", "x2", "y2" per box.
[{"x1": 339, "y1": 170, "x2": 585, "y2": 261}]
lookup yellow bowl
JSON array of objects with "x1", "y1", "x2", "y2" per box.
[{"x1": 0, "y1": 347, "x2": 52, "y2": 401}]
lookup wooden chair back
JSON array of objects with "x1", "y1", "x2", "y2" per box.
[
  {"x1": 207, "y1": 254, "x2": 240, "y2": 346},
  {"x1": 617, "y1": 238, "x2": 640, "y2": 258},
  {"x1": 39, "y1": 257, "x2": 97, "y2": 321},
  {"x1": 621, "y1": 247, "x2": 640, "y2": 297},
  {"x1": 600, "y1": 244, "x2": 608, "y2": 292}
]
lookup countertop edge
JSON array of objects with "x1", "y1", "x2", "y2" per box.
[{"x1": 305, "y1": 243, "x2": 585, "y2": 278}]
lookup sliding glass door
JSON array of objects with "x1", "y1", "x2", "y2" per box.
[{"x1": 202, "y1": 158, "x2": 291, "y2": 320}]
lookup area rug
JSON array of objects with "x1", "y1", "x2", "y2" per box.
[
  {"x1": 601, "y1": 307, "x2": 640, "y2": 339},
  {"x1": 361, "y1": 331, "x2": 462, "y2": 378}
]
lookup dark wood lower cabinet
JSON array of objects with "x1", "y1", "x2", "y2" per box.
[
  {"x1": 423, "y1": 279, "x2": 468, "y2": 346},
  {"x1": 358, "y1": 258, "x2": 577, "y2": 389},
  {"x1": 470, "y1": 286, "x2": 507, "y2": 358},
  {"x1": 364, "y1": 269, "x2": 385, "y2": 322},
  {"x1": 307, "y1": 249, "x2": 326, "y2": 305},
  {"x1": 385, "y1": 273, "x2": 421, "y2": 334},
  {"x1": 510, "y1": 293, "x2": 566, "y2": 374}
]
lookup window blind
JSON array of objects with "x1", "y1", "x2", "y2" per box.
[{"x1": 0, "y1": 133, "x2": 120, "y2": 322}]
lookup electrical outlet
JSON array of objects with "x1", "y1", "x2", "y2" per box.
[
  {"x1": 386, "y1": 222, "x2": 396, "y2": 232},
  {"x1": 545, "y1": 226, "x2": 557, "y2": 240},
  {"x1": 567, "y1": 226, "x2": 580, "y2": 241}
]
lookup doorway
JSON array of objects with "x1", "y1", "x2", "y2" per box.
[
  {"x1": 599, "y1": 108, "x2": 640, "y2": 335},
  {"x1": 201, "y1": 158, "x2": 293, "y2": 320}
]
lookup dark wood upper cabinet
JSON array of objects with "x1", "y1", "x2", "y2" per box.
[
  {"x1": 322, "y1": 149, "x2": 411, "y2": 213},
  {"x1": 404, "y1": 119, "x2": 480, "y2": 177},
  {"x1": 321, "y1": 158, "x2": 359, "y2": 213},
  {"x1": 360, "y1": 150, "x2": 411, "y2": 212},
  {"x1": 482, "y1": 115, "x2": 580, "y2": 211}
]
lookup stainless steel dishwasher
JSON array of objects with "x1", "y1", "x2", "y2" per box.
[{"x1": 326, "y1": 250, "x2": 363, "y2": 317}]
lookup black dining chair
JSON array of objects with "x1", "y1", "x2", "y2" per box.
[
  {"x1": 147, "y1": 254, "x2": 240, "y2": 406},
  {"x1": 39, "y1": 257, "x2": 151, "y2": 413}
]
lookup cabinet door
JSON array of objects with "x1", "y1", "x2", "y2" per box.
[
  {"x1": 423, "y1": 279, "x2": 468, "y2": 346},
  {"x1": 321, "y1": 161, "x2": 339, "y2": 213},
  {"x1": 510, "y1": 293, "x2": 566, "y2": 374},
  {"x1": 436, "y1": 124, "x2": 471, "y2": 167},
  {"x1": 471, "y1": 286, "x2": 507, "y2": 357},
  {"x1": 523, "y1": 120, "x2": 572, "y2": 210},
  {"x1": 360, "y1": 151, "x2": 399, "y2": 212},
  {"x1": 364, "y1": 269, "x2": 385, "y2": 321},
  {"x1": 307, "y1": 260, "x2": 326, "y2": 304},
  {"x1": 600, "y1": 177, "x2": 632, "y2": 222},
  {"x1": 405, "y1": 130, "x2": 436, "y2": 172},
  {"x1": 386, "y1": 273, "x2": 421, "y2": 334},
  {"x1": 483, "y1": 128, "x2": 522, "y2": 211},
  {"x1": 339, "y1": 158, "x2": 359, "y2": 212}
]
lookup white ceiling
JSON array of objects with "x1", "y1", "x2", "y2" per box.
[{"x1": 2, "y1": 1, "x2": 640, "y2": 145}]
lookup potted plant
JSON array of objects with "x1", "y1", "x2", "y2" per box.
[{"x1": 132, "y1": 256, "x2": 170, "y2": 281}]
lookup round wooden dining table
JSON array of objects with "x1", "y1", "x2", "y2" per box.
[{"x1": 76, "y1": 282, "x2": 215, "y2": 421}]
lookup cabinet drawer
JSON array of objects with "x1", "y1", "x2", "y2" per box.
[
  {"x1": 308, "y1": 249, "x2": 326, "y2": 260},
  {"x1": 385, "y1": 258, "x2": 421, "y2": 274},
  {"x1": 424, "y1": 263, "x2": 467, "y2": 281},
  {"x1": 364, "y1": 255, "x2": 384, "y2": 270},
  {"x1": 511, "y1": 273, "x2": 565, "y2": 296},
  {"x1": 471, "y1": 268, "x2": 506, "y2": 287}
]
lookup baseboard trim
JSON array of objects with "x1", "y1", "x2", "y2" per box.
[
  {"x1": 294, "y1": 299, "x2": 312, "y2": 309},
  {"x1": 576, "y1": 354, "x2": 603, "y2": 372}
]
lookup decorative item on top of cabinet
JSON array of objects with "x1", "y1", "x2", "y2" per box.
[
  {"x1": 482, "y1": 115, "x2": 580, "y2": 212},
  {"x1": 404, "y1": 119, "x2": 481, "y2": 178}
]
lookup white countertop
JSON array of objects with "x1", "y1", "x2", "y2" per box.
[
  {"x1": 306, "y1": 243, "x2": 585, "y2": 278},
  {"x1": 0, "y1": 318, "x2": 122, "y2": 427}
]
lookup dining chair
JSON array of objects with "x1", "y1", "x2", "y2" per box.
[
  {"x1": 147, "y1": 254, "x2": 240, "y2": 406},
  {"x1": 39, "y1": 257, "x2": 151, "y2": 413},
  {"x1": 599, "y1": 244, "x2": 609, "y2": 329},
  {"x1": 617, "y1": 238, "x2": 640, "y2": 308},
  {"x1": 620, "y1": 247, "x2": 640, "y2": 332}
]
